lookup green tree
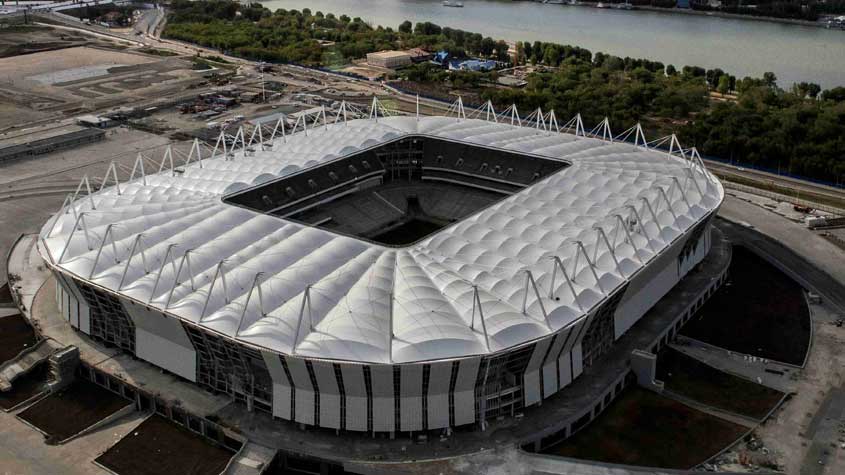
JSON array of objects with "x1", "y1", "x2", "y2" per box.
[
  {"x1": 763, "y1": 71, "x2": 778, "y2": 89},
  {"x1": 717, "y1": 75, "x2": 731, "y2": 94}
]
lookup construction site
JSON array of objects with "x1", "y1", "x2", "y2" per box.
[{"x1": 2, "y1": 6, "x2": 845, "y2": 475}]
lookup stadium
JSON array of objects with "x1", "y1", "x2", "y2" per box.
[{"x1": 37, "y1": 102, "x2": 723, "y2": 435}]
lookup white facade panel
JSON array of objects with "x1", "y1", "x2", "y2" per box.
[
  {"x1": 400, "y1": 364, "x2": 423, "y2": 431},
  {"x1": 453, "y1": 358, "x2": 479, "y2": 426},
  {"x1": 57, "y1": 273, "x2": 90, "y2": 334},
  {"x1": 571, "y1": 343, "x2": 584, "y2": 380},
  {"x1": 427, "y1": 362, "x2": 452, "y2": 430},
  {"x1": 370, "y1": 365, "x2": 395, "y2": 432},
  {"x1": 523, "y1": 338, "x2": 552, "y2": 407},
  {"x1": 55, "y1": 277, "x2": 72, "y2": 325},
  {"x1": 286, "y1": 358, "x2": 315, "y2": 425},
  {"x1": 60, "y1": 285, "x2": 69, "y2": 322},
  {"x1": 541, "y1": 326, "x2": 571, "y2": 398},
  {"x1": 557, "y1": 351, "x2": 572, "y2": 387},
  {"x1": 679, "y1": 227, "x2": 710, "y2": 276},
  {"x1": 542, "y1": 362, "x2": 558, "y2": 398},
  {"x1": 561, "y1": 317, "x2": 586, "y2": 353},
  {"x1": 523, "y1": 370, "x2": 541, "y2": 407},
  {"x1": 123, "y1": 301, "x2": 197, "y2": 382},
  {"x1": 263, "y1": 351, "x2": 292, "y2": 420},
  {"x1": 341, "y1": 364, "x2": 368, "y2": 432},
  {"x1": 614, "y1": 247, "x2": 679, "y2": 339},
  {"x1": 312, "y1": 360, "x2": 341, "y2": 429}
]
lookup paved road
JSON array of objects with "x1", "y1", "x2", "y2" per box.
[
  {"x1": 718, "y1": 197, "x2": 845, "y2": 313},
  {"x1": 706, "y1": 160, "x2": 845, "y2": 203},
  {"x1": 671, "y1": 336, "x2": 799, "y2": 394}
]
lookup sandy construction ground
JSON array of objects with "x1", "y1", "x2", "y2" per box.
[{"x1": 0, "y1": 46, "x2": 155, "y2": 87}]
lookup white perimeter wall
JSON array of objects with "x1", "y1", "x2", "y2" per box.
[
  {"x1": 122, "y1": 300, "x2": 197, "y2": 382},
  {"x1": 614, "y1": 222, "x2": 712, "y2": 339},
  {"x1": 54, "y1": 272, "x2": 91, "y2": 334}
]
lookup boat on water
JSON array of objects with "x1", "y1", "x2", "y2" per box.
[
  {"x1": 442, "y1": 0, "x2": 464, "y2": 7},
  {"x1": 596, "y1": 2, "x2": 608, "y2": 8},
  {"x1": 614, "y1": 1, "x2": 635, "y2": 9}
]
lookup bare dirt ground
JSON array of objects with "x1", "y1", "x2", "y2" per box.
[
  {"x1": 0, "y1": 45, "x2": 155, "y2": 84},
  {"x1": 0, "y1": 40, "x2": 201, "y2": 130},
  {"x1": 754, "y1": 312, "x2": 845, "y2": 474},
  {"x1": 544, "y1": 387, "x2": 747, "y2": 469},
  {"x1": 656, "y1": 348, "x2": 785, "y2": 421},
  {"x1": 18, "y1": 379, "x2": 131, "y2": 443},
  {"x1": 95, "y1": 415, "x2": 236, "y2": 475},
  {"x1": 0, "y1": 313, "x2": 36, "y2": 363},
  {"x1": 0, "y1": 25, "x2": 90, "y2": 58},
  {"x1": 0, "y1": 404, "x2": 147, "y2": 475}
]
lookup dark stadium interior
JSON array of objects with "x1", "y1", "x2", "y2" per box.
[{"x1": 225, "y1": 136, "x2": 568, "y2": 246}]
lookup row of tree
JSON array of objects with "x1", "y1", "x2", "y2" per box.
[{"x1": 165, "y1": 1, "x2": 845, "y2": 185}]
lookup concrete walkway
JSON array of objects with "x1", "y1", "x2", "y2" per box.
[
  {"x1": 670, "y1": 336, "x2": 799, "y2": 394},
  {"x1": 720, "y1": 196, "x2": 845, "y2": 312},
  {"x1": 226, "y1": 442, "x2": 277, "y2": 475},
  {"x1": 6, "y1": 234, "x2": 51, "y2": 319}
]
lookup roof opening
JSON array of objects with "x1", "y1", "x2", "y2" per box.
[{"x1": 224, "y1": 136, "x2": 568, "y2": 247}]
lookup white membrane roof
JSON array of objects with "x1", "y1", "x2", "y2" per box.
[{"x1": 40, "y1": 115, "x2": 724, "y2": 364}]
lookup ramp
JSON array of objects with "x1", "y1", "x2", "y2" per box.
[{"x1": 0, "y1": 339, "x2": 59, "y2": 391}]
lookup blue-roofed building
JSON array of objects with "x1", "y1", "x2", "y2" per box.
[
  {"x1": 432, "y1": 51, "x2": 450, "y2": 66},
  {"x1": 449, "y1": 59, "x2": 498, "y2": 72}
]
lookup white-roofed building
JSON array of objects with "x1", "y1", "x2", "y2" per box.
[{"x1": 38, "y1": 106, "x2": 723, "y2": 434}]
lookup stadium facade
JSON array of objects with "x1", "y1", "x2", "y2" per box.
[{"x1": 38, "y1": 105, "x2": 723, "y2": 434}]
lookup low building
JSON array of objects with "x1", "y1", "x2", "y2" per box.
[
  {"x1": 0, "y1": 126, "x2": 105, "y2": 163},
  {"x1": 450, "y1": 59, "x2": 498, "y2": 72},
  {"x1": 366, "y1": 50, "x2": 412, "y2": 69},
  {"x1": 432, "y1": 50, "x2": 450, "y2": 66},
  {"x1": 497, "y1": 75, "x2": 528, "y2": 88},
  {"x1": 406, "y1": 48, "x2": 432, "y2": 63},
  {"x1": 249, "y1": 112, "x2": 287, "y2": 128},
  {"x1": 77, "y1": 114, "x2": 115, "y2": 128},
  {"x1": 240, "y1": 92, "x2": 261, "y2": 103}
]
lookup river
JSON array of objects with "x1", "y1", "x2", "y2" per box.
[{"x1": 260, "y1": 0, "x2": 845, "y2": 89}]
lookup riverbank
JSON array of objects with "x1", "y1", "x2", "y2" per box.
[
  {"x1": 263, "y1": 0, "x2": 845, "y2": 89},
  {"x1": 520, "y1": 1, "x2": 835, "y2": 29}
]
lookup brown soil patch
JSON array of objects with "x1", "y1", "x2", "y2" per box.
[
  {"x1": 0, "y1": 314, "x2": 36, "y2": 363},
  {"x1": 657, "y1": 348, "x2": 785, "y2": 420},
  {"x1": 544, "y1": 387, "x2": 747, "y2": 469},
  {"x1": 96, "y1": 415, "x2": 236, "y2": 475},
  {"x1": 681, "y1": 246, "x2": 811, "y2": 365},
  {"x1": 18, "y1": 378, "x2": 131, "y2": 442},
  {"x1": 0, "y1": 362, "x2": 48, "y2": 411}
]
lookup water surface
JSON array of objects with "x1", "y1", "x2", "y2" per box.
[{"x1": 262, "y1": 0, "x2": 845, "y2": 89}]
